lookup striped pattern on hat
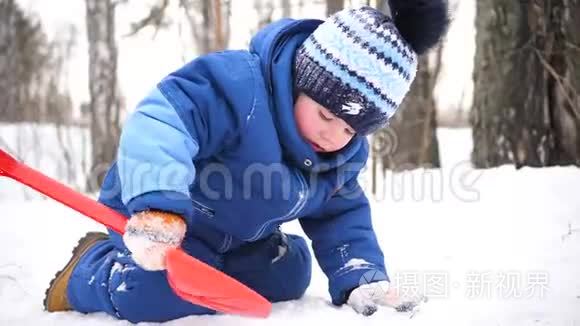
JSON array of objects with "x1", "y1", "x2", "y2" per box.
[{"x1": 294, "y1": 6, "x2": 418, "y2": 135}]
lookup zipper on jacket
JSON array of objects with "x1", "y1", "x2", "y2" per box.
[
  {"x1": 246, "y1": 169, "x2": 309, "y2": 242},
  {"x1": 219, "y1": 234, "x2": 233, "y2": 253},
  {"x1": 191, "y1": 198, "x2": 215, "y2": 217}
]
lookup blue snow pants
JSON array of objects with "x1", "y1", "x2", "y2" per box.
[{"x1": 66, "y1": 230, "x2": 312, "y2": 323}]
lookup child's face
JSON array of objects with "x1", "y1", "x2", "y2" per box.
[{"x1": 294, "y1": 93, "x2": 356, "y2": 153}]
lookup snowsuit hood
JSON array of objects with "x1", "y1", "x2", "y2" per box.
[
  {"x1": 98, "y1": 18, "x2": 388, "y2": 307},
  {"x1": 249, "y1": 18, "x2": 369, "y2": 173}
]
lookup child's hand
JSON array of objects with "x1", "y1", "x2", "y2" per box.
[
  {"x1": 346, "y1": 281, "x2": 423, "y2": 316},
  {"x1": 123, "y1": 210, "x2": 187, "y2": 271}
]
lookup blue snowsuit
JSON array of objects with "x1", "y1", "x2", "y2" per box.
[{"x1": 67, "y1": 18, "x2": 388, "y2": 323}]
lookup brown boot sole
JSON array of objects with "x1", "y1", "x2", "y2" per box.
[{"x1": 43, "y1": 231, "x2": 109, "y2": 312}]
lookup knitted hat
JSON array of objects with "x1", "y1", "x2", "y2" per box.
[{"x1": 294, "y1": 0, "x2": 450, "y2": 135}]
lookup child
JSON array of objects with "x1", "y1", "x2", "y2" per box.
[{"x1": 44, "y1": 1, "x2": 449, "y2": 322}]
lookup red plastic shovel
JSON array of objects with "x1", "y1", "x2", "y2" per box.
[{"x1": 0, "y1": 148, "x2": 271, "y2": 318}]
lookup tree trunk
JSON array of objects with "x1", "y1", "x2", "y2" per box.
[
  {"x1": 549, "y1": 0, "x2": 580, "y2": 164},
  {"x1": 281, "y1": 0, "x2": 291, "y2": 17},
  {"x1": 85, "y1": 0, "x2": 122, "y2": 191},
  {"x1": 572, "y1": 2, "x2": 580, "y2": 113},
  {"x1": 375, "y1": 0, "x2": 388, "y2": 13},
  {"x1": 254, "y1": 0, "x2": 275, "y2": 30},
  {"x1": 326, "y1": 0, "x2": 344, "y2": 17},
  {"x1": 0, "y1": 0, "x2": 53, "y2": 123},
  {"x1": 126, "y1": 0, "x2": 232, "y2": 54},
  {"x1": 471, "y1": 0, "x2": 580, "y2": 168},
  {"x1": 182, "y1": 0, "x2": 230, "y2": 54},
  {"x1": 377, "y1": 50, "x2": 442, "y2": 172},
  {"x1": 0, "y1": 0, "x2": 19, "y2": 122}
]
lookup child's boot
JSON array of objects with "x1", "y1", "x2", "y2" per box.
[{"x1": 43, "y1": 231, "x2": 109, "y2": 312}]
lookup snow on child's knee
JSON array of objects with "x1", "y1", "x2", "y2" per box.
[
  {"x1": 334, "y1": 258, "x2": 379, "y2": 279},
  {"x1": 116, "y1": 282, "x2": 128, "y2": 292},
  {"x1": 342, "y1": 258, "x2": 374, "y2": 271}
]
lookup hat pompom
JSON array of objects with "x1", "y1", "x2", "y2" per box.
[{"x1": 388, "y1": 0, "x2": 451, "y2": 55}]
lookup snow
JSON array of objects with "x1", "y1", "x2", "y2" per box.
[
  {"x1": 336, "y1": 258, "x2": 375, "y2": 274},
  {"x1": 0, "y1": 123, "x2": 92, "y2": 201},
  {"x1": 122, "y1": 211, "x2": 187, "y2": 271},
  {"x1": 5, "y1": 1, "x2": 573, "y2": 323},
  {"x1": 1, "y1": 127, "x2": 580, "y2": 325},
  {"x1": 344, "y1": 258, "x2": 372, "y2": 268},
  {"x1": 116, "y1": 282, "x2": 127, "y2": 293}
]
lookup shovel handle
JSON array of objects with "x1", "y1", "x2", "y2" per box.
[
  {"x1": 0, "y1": 149, "x2": 126, "y2": 233},
  {"x1": 0, "y1": 148, "x2": 272, "y2": 317}
]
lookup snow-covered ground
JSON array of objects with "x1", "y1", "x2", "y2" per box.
[
  {"x1": 0, "y1": 123, "x2": 91, "y2": 201},
  {"x1": 1, "y1": 127, "x2": 580, "y2": 325}
]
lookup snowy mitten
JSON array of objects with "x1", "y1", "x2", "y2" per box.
[
  {"x1": 347, "y1": 281, "x2": 422, "y2": 316},
  {"x1": 123, "y1": 210, "x2": 187, "y2": 271}
]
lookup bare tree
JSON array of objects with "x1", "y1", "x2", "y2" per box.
[
  {"x1": 85, "y1": 0, "x2": 123, "y2": 191},
  {"x1": 52, "y1": 25, "x2": 86, "y2": 188},
  {"x1": 281, "y1": 0, "x2": 291, "y2": 17},
  {"x1": 0, "y1": 1, "x2": 81, "y2": 198},
  {"x1": 0, "y1": 0, "x2": 55, "y2": 123},
  {"x1": 375, "y1": 0, "x2": 388, "y2": 12},
  {"x1": 373, "y1": 48, "x2": 443, "y2": 176},
  {"x1": 326, "y1": 0, "x2": 344, "y2": 16},
  {"x1": 179, "y1": 0, "x2": 231, "y2": 53},
  {"x1": 1, "y1": 0, "x2": 74, "y2": 125},
  {"x1": 253, "y1": 0, "x2": 275, "y2": 30},
  {"x1": 126, "y1": 0, "x2": 231, "y2": 54},
  {"x1": 125, "y1": 0, "x2": 171, "y2": 38},
  {"x1": 471, "y1": 0, "x2": 580, "y2": 168}
]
